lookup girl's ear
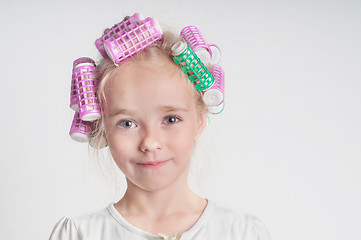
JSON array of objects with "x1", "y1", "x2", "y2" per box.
[{"x1": 194, "y1": 112, "x2": 207, "y2": 141}]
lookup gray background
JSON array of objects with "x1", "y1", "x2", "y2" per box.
[{"x1": 1, "y1": 0, "x2": 360, "y2": 239}]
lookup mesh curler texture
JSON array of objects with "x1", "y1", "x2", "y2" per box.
[
  {"x1": 95, "y1": 13, "x2": 144, "y2": 58},
  {"x1": 203, "y1": 65, "x2": 225, "y2": 106},
  {"x1": 172, "y1": 41, "x2": 214, "y2": 92},
  {"x1": 70, "y1": 71, "x2": 78, "y2": 111},
  {"x1": 180, "y1": 26, "x2": 221, "y2": 65},
  {"x1": 95, "y1": 13, "x2": 163, "y2": 64},
  {"x1": 72, "y1": 57, "x2": 101, "y2": 121},
  {"x1": 70, "y1": 58, "x2": 96, "y2": 111},
  {"x1": 69, "y1": 112, "x2": 91, "y2": 142}
]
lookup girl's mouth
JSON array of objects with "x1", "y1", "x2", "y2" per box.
[{"x1": 137, "y1": 160, "x2": 169, "y2": 169}]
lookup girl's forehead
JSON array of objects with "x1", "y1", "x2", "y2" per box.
[{"x1": 104, "y1": 58, "x2": 196, "y2": 112}]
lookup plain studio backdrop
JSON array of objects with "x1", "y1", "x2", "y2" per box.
[{"x1": 1, "y1": 0, "x2": 360, "y2": 239}]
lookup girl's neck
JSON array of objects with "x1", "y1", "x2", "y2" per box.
[{"x1": 115, "y1": 175, "x2": 205, "y2": 220}]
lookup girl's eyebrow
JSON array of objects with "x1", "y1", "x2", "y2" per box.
[
  {"x1": 109, "y1": 108, "x2": 136, "y2": 117},
  {"x1": 159, "y1": 105, "x2": 190, "y2": 112},
  {"x1": 109, "y1": 106, "x2": 189, "y2": 117}
]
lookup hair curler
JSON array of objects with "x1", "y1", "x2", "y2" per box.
[
  {"x1": 172, "y1": 41, "x2": 214, "y2": 91},
  {"x1": 72, "y1": 57, "x2": 101, "y2": 121},
  {"x1": 95, "y1": 13, "x2": 163, "y2": 64},
  {"x1": 208, "y1": 101, "x2": 224, "y2": 114},
  {"x1": 69, "y1": 112, "x2": 91, "y2": 142},
  {"x1": 203, "y1": 65, "x2": 225, "y2": 106},
  {"x1": 180, "y1": 26, "x2": 212, "y2": 65},
  {"x1": 70, "y1": 58, "x2": 96, "y2": 111},
  {"x1": 70, "y1": 71, "x2": 79, "y2": 111},
  {"x1": 208, "y1": 44, "x2": 221, "y2": 64},
  {"x1": 180, "y1": 26, "x2": 221, "y2": 65},
  {"x1": 95, "y1": 13, "x2": 144, "y2": 58}
]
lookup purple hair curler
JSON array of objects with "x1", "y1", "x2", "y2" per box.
[
  {"x1": 70, "y1": 71, "x2": 78, "y2": 111},
  {"x1": 96, "y1": 13, "x2": 163, "y2": 64},
  {"x1": 70, "y1": 58, "x2": 96, "y2": 111},
  {"x1": 180, "y1": 26, "x2": 212, "y2": 65},
  {"x1": 69, "y1": 112, "x2": 91, "y2": 142},
  {"x1": 203, "y1": 64, "x2": 225, "y2": 106},
  {"x1": 72, "y1": 57, "x2": 101, "y2": 121},
  {"x1": 95, "y1": 13, "x2": 144, "y2": 58},
  {"x1": 180, "y1": 26, "x2": 221, "y2": 65}
]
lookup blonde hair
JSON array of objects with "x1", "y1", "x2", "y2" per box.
[{"x1": 89, "y1": 30, "x2": 207, "y2": 149}]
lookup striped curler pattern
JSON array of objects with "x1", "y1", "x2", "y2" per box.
[
  {"x1": 172, "y1": 41, "x2": 214, "y2": 92},
  {"x1": 181, "y1": 26, "x2": 209, "y2": 50},
  {"x1": 180, "y1": 26, "x2": 221, "y2": 65},
  {"x1": 96, "y1": 13, "x2": 163, "y2": 64},
  {"x1": 180, "y1": 26, "x2": 212, "y2": 65},
  {"x1": 203, "y1": 64, "x2": 225, "y2": 107},
  {"x1": 72, "y1": 58, "x2": 101, "y2": 121},
  {"x1": 69, "y1": 112, "x2": 91, "y2": 142}
]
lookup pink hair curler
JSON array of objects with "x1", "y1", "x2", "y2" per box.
[
  {"x1": 70, "y1": 58, "x2": 96, "y2": 111},
  {"x1": 69, "y1": 71, "x2": 78, "y2": 111},
  {"x1": 72, "y1": 57, "x2": 101, "y2": 121},
  {"x1": 95, "y1": 13, "x2": 144, "y2": 58},
  {"x1": 180, "y1": 26, "x2": 221, "y2": 65},
  {"x1": 73, "y1": 57, "x2": 95, "y2": 67},
  {"x1": 203, "y1": 64, "x2": 225, "y2": 106},
  {"x1": 97, "y1": 13, "x2": 163, "y2": 64},
  {"x1": 69, "y1": 112, "x2": 91, "y2": 142},
  {"x1": 180, "y1": 26, "x2": 212, "y2": 65}
]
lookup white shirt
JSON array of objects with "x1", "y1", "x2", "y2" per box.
[{"x1": 49, "y1": 200, "x2": 272, "y2": 240}]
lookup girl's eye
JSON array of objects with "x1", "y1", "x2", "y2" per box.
[
  {"x1": 118, "y1": 120, "x2": 136, "y2": 129},
  {"x1": 163, "y1": 116, "x2": 180, "y2": 124}
]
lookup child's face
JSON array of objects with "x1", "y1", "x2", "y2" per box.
[{"x1": 103, "y1": 55, "x2": 206, "y2": 192}]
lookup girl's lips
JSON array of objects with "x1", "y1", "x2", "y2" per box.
[{"x1": 137, "y1": 160, "x2": 169, "y2": 169}]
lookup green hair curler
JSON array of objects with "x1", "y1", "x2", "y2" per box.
[{"x1": 171, "y1": 41, "x2": 214, "y2": 91}]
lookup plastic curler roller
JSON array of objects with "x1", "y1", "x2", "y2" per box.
[
  {"x1": 209, "y1": 44, "x2": 221, "y2": 65},
  {"x1": 97, "y1": 13, "x2": 163, "y2": 64},
  {"x1": 172, "y1": 41, "x2": 214, "y2": 91},
  {"x1": 70, "y1": 71, "x2": 78, "y2": 111},
  {"x1": 95, "y1": 13, "x2": 145, "y2": 58},
  {"x1": 70, "y1": 58, "x2": 96, "y2": 111},
  {"x1": 69, "y1": 112, "x2": 91, "y2": 142},
  {"x1": 180, "y1": 26, "x2": 212, "y2": 65},
  {"x1": 180, "y1": 26, "x2": 221, "y2": 65},
  {"x1": 203, "y1": 65, "x2": 225, "y2": 106},
  {"x1": 208, "y1": 101, "x2": 224, "y2": 114},
  {"x1": 72, "y1": 57, "x2": 101, "y2": 121}
]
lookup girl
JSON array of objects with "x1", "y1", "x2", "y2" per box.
[{"x1": 49, "y1": 14, "x2": 271, "y2": 240}]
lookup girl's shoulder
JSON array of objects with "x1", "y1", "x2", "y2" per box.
[
  {"x1": 197, "y1": 200, "x2": 272, "y2": 240},
  {"x1": 48, "y1": 204, "x2": 117, "y2": 240}
]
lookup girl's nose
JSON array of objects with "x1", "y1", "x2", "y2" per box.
[{"x1": 139, "y1": 128, "x2": 162, "y2": 152}]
